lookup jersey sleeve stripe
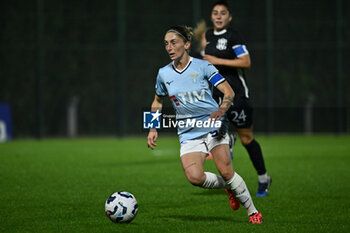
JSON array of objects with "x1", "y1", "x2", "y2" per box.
[
  {"x1": 232, "y1": 45, "x2": 249, "y2": 57},
  {"x1": 209, "y1": 73, "x2": 225, "y2": 87}
]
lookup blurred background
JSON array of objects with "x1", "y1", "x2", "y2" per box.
[{"x1": 0, "y1": 0, "x2": 349, "y2": 138}]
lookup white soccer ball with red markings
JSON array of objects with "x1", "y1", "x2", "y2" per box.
[{"x1": 105, "y1": 191, "x2": 138, "y2": 223}]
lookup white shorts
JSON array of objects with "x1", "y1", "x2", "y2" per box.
[{"x1": 180, "y1": 131, "x2": 230, "y2": 156}]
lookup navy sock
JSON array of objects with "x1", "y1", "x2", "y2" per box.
[{"x1": 244, "y1": 139, "x2": 267, "y2": 175}]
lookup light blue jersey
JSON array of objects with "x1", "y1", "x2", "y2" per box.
[{"x1": 155, "y1": 57, "x2": 226, "y2": 141}]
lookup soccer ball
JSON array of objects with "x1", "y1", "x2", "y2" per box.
[{"x1": 105, "y1": 191, "x2": 138, "y2": 223}]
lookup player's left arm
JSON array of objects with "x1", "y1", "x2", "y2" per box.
[
  {"x1": 203, "y1": 53, "x2": 250, "y2": 68},
  {"x1": 209, "y1": 81, "x2": 235, "y2": 121}
]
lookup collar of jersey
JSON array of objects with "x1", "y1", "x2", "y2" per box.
[
  {"x1": 172, "y1": 57, "x2": 193, "y2": 74},
  {"x1": 214, "y1": 29, "x2": 227, "y2": 35}
]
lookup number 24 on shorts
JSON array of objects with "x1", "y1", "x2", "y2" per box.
[{"x1": 230, "y1": 110, "x2": 247, "y2": 124}]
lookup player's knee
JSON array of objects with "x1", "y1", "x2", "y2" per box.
[
  {"x1": 240, "y1": 135, "x2": 253, "y2": 145},
  {"x1": 186, "y1": 172, "x2": 205, "y2": 187}
]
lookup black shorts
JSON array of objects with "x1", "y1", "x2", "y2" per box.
[{"x1": 226, "y1": 96, "x2": 253, "y2": 129}]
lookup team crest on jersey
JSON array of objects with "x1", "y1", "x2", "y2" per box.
[
  {"x1": 188, "y1": 73, "x2": 199, "y2": 83},
  {"x1": 216, "y1": 38, "x2": 228, "y2": 50}
]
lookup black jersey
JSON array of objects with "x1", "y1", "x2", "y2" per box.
[{"x1": 205, "y1": 28, "x2": 250, "y2": 100}]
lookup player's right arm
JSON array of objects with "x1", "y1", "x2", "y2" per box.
[{"x1": 147, "y1": 95, "x2": 163, "y2": 150}]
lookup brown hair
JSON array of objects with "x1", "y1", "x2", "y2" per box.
[
  {"x1": 193, "y1": 20, "x2": 207, "y2": 41},
  {"x1": 166, "y1": 25, "x2": 193, "y2": 42}
]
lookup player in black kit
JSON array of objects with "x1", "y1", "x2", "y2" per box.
[{"x1": 203, "y1": 0, "x2": 271, "y2": 197}]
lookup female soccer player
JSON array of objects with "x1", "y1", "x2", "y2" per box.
[
  {"x1": 147, "y1": 25, "x2": 263, "y2": 224},
  {"x1": 203, "y1": 0, "x2": 271, "y2": 197}
]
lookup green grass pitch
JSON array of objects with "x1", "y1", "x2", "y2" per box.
[{"x1": 1, "y1": 135, "x2": 350, "y2": 233}]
